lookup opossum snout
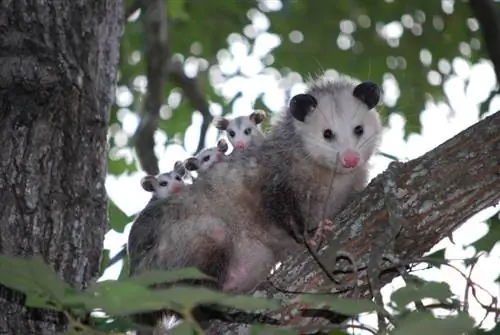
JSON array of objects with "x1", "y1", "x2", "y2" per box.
[
  {"x1": 235, "y1": 141, "x2": 246, "y2": 150},
  {"x1": 340, "y1": 151, "x2": 360, "y2": 168},
  {"x1": 171, "y1": 182, "x2": 183, "y2": 193}
]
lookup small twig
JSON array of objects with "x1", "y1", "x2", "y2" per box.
[
  {"x1": 132, "y1": 0, "x2": 169, "y2": 175},
  {"x1": 294, "y1": 321, "x2": 378, "y2": 335},
  {"x1": 463, "y1": 257, "x2": 479, "y2": 313},
  {"x1": 167, "y1": 60, "x2": 213, "y2": 153},
  {"x1": 469, "y1": 0, "x2": 500, "y2": 86}
]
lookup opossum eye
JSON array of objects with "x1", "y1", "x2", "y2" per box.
[
  {"x1": 228, "y1": 130, "x2": 236, "y2": 137},
  {"x1": 323, "y1": 129, "x2": 335, "y2": 140},
  {"x1": 203, "y1": 155, "x2": 210, "y2": 162},
  {"x1": 244, "y1": 127, "x2": 252, "y2": 135},
  {"x1": 159, "y1": 181, "x2": 168, "y2": 187},
  {"x1": 175, "y1": 175, "x2": 182, "y2": 181},
  {"x1": 354, "y1": 125, "x2": 364, "y2": 137}
]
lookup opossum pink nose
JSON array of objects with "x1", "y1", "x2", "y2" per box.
[
  {"x1": 341, "y1": 151, "x2": 360, "y2": 168},
  {"x1": 171, "y1": 183, "x2": 182, "y2": 193},
  {"x1": 235, "y1": 141, "x2": 246, "y2": 150}
]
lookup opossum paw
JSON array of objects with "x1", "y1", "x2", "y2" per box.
[{"x1": 308, "y1": 219, "x2": 334, "y2": 249}]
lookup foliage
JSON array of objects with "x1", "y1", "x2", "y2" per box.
[{"x1": 1, "y1": 254, "x2": 498, "y2": 334}]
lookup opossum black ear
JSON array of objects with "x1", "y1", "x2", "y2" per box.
[
  {"x1": 184, "y1": 157, "x2": 200, "y2": 171},
  {"x1": 289, "y1": 94, "x2": 317, "y2": 122},
  {"x1": 217, "y1": 139, "x2": 228, "y2": 153},
  {"x1": 249, "y1": 109, "x2": 267, "y2": 125},
  {"x1": 173, "y1": 160, "x2": 186, "y2": 176},
  {"x1": 353, "y1": 81, "x2": 380, "y2": 109},
  {"x1": 213, "y1": 117, "x2": 229, "y2": 130},
  {"x1": 141, "y1": 175, "x2": 157, "y2": 192}
]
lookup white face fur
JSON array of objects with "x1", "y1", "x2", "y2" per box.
[
  {"x1": 224, "y1": 116, "x2": 263, "y2": 151},
  {"x1": 213, "y1": 112, "x2": 266, "y2": 152},
  {"x1": 141, "y1": 171, "x2": 185, "y2": 199},
  {"x1": 195, "y1": 147, "x2": 224, "y2": 172},
  {"x1": 291, "y1": 79, "x2": 382, "y2": 173}
]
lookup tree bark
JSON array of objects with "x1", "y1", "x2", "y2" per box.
[
  {"x1": 208, "y1": 110, "x2": 500, "y2": 334},
  {"x1": 0, "y1": 1, "x2": 123, "y2": 334}
]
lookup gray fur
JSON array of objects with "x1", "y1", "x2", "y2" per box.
[
  {"x1": 127, "y1": 74, "x2": 383, "y2": 332},
  {"x1": 213, "y1": 110, "x2": 267, "y2": 152}
]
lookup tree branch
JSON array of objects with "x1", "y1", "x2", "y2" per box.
[
  {"x1": 132, "y1": 0, "x2": 169, "y2": 175},
  {"x1": 208, "y1": 110, "x2": 500, "y2": 333},
  {"x1": 469, "y1": 0, "x2": 500, "y2": 85},
  {"x1": 167, "y1": 60, "x2": 213, "y2": 154}
]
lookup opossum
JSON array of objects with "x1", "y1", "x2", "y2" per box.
[
  {"x1": 141, "y1": 161, "x2": 187, "y2": 201},
  {"x1": 127, "y1": 75, "x2": 383, "y2": 332},
  {"x1": 184, "y1": 139, "x2": 229, "y2": 174},
  {"x1": 105, "y1": 162, "x2": 188, "y2": 270},
  {"x1": 213, "y1": 110, "x2": 267, "y2": 152}
]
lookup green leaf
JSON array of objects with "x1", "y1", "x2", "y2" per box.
[
  {"x1": 125, "y1": 268, "x2": 213, "y2": 287},
  {"x1": 392, "y1": 312, "x2": 475, "y2": 335},
  {"x1": 108, "y1": 156, "x2": 134, "y2": 176},
  {"x1": 119, "y1": 255, "x2": 130, "y2": 280},
  {"x1": 167, "y1": 0, "x2": 189, "y2": 21},
  {"x1": 66, "y1": 281, "x2": 171, "y2": 316},
  {"x1": 390, "y1": 281, "x2": 453, "y2": 310},
  {"x1": 299, "y1": 294, "x2": 379, "y2": 316},
  {"x1": 0, "y1": 255, "x2": 71, "y2": 306},
  {"x1": 170, "y1": 321, "x2": 197, "y2": 335},
  {"x1": 108, "y1": 199, "x2": 132, "y2": 233},
  {"x1": 471, "y1": 214, "x2": 500, "y2": 253},
  {"x1": 154, "y1": 286, "x2": 281, "y2": 311},
  {"x1": 425, "y1": 247, "x2": 446, "y2": 263},
  {"x1": 99, "y1": 249, "x2": 111, "y2": 277}
]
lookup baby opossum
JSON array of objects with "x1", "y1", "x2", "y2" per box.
[
  {"x1": 213, "y1": 110, "x2": 267, "y2": 152},
  {"x1": 105, "y1": 162, "x2": 188, "y2": 270},
  {"x1": 141, "y1": 161, "x2": 187, "y2": 201},
  {"x1": 183, "y1": 139, "x2": 229, "y2": 174},
  {"x1": 127, "y1": 75, "x2": 383, "y2": 332}
]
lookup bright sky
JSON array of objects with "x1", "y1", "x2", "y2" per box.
[{"x1": 101, "y1": 4, "x2": 500, "y2": 333}]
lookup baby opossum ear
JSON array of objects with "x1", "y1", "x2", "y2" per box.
[
  {"x1": 289, "y1": 94, "x2": 318, "y2": 122},
  {"x1": 217, "y1": 139, "x2": 229, "y2": 153},
  {"x1": 353, "y1": 81, "x2": 380, "y2": 110},
  {"x1": 213, "y1": 116, "x2": 229, "y2": 130},
  {"x1": 249, "y1": 109, "x2": 267, "y2": 125},
  {"x1": 184, "y1": 157, "x2": 200, "y2": 171},
  {"x1": 140, "y1": 175, "x2": 157, "y2": 192},
  {"x1": 173, "y1": 160, "x2": 186, "y2": 177}
]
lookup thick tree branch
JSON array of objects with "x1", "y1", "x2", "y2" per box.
[
  {"x1": 470, "y1": 0, "x2": 500, "y2": 85},
  {"x1": 132, "y1": 0, "x2": 169, "y2": 175},
  {"x1": 167, "y1": 60, "x2": 213, "y2": 154},
  {"x1": 208, "y1": 111, "x2": 500, "y2": 333}
]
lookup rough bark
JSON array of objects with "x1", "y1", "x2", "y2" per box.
[
  {"x1": 0, "y1": 1, "x2": 123, "y2": 334},
  {"x1": 208, "y1": 110, "x2": 500, "y2": 334}
]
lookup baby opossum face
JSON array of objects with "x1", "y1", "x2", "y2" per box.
[
  {"x1": 290, "y1": 81, "x2": 382, "y2": 173},
  {"x1": 141, "y1": 168, "x2": 185, "y2": 199},
  {"x1": 184, "y1": 139, "x2": 229, "y2": 172},
  {"x1": 214, "y1": 111, "x2": 266, "y2": 151}
]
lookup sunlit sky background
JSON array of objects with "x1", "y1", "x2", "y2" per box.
[{"x1": 101, "y1": 1, "x2": 500, "y2": 333}]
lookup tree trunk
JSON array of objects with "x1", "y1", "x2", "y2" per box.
[
  {"x1": 209, "y1": 110, "x2": 500, "y2": 333},
  {"x1": 0, "y1": 1, "x2": 123, "y2": 334}
]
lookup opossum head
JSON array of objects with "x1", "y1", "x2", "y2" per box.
[
  {"x1": 289, "y1": 77, "x2": 382, "y2": 173},
  {"x1": 184, "y1": 139, "x2": 229, "y2": 172},
  {"x1": 140, "y1": 161, "x2": 186, "y2": 199},
  {"x1": 213, "y1": 110, "x2": 267, "y2": 151}
]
